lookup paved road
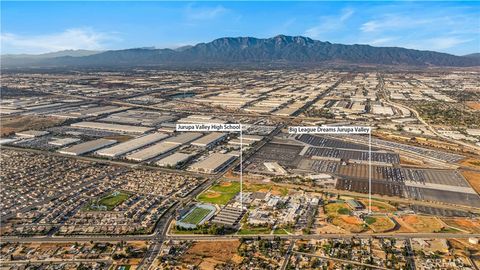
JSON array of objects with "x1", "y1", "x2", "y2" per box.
[
  {"x1": 3, "y1": 232, "x2": 478, "y2": 244},
  {"x1": 166, "y1": 232, "x2": 480, "y2": 241},
  {"x1": 280, "y1": 240, "x2": 295, "y2": 270}
]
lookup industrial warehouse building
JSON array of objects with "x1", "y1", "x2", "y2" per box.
[
  {"x1": 96, "y1": 132, "x2": 168, "y2": 158},
  {"x1": 71, "y1": 121, "x2": 154, "y2": 134},
  {"x1": 189, "y1": 153, "x2": 236, "y2": 174},
  {"x1": 16, "y1": 130, "x2": 49, "y2": 138},
  {"x1": 162, "y1": 132, "x2": 203, "y2": 145},
  {"x1": 190, "y1": 132, "x2": 227, "y2": 148},
  {"x1": 58, "y1": 139, "x2": 117, "y2": 156},
  {"x1": 156, "y1": 152, "x2": 194, "y2": 168},
  {"x1": 126, "y1": 142, "x2": 179, "y2": 162},
  {"x1": 177, "y1": 115, "x2": 226, "y2": 124},
  {"x1": 48, "y1": 137, "x2": 81, "y2": 147}
]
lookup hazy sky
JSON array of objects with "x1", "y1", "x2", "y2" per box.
[{"x1": 1, "y1": 1, "x2": 479, "y2": 55}]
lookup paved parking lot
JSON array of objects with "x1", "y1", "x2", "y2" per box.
[
  {"x1": 296, "y1": 134, "x2": 375, "y2": 151},
  {"x1": 402, "y1": 168, "x2": 469, "y2": 187},
  {"x1": 405, "y1": 187, "x2": 480, "y2": 208},
  {"x1": 304, "y1": 147, "x2": 400, "y2": 164},
  {"x1": 411, "y1": 205, "x2": 476, "y2": 218}
]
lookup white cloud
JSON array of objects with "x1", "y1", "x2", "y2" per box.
[
  {"x1": 340, "y1": 8, "x2": 355, "y2": 22},
  {"x1": 1, "y1": 28, "x2": 119, "y2": 54},
  {"x1": 359, "y1": 9, "x2": 478, "y2": 34},
  {"x1": 304, "y1": 8, "x2": 355, "y2": 39},
  {"x1": 184, "y1": 4, "x2": 228, "y2": 20},
  {"x1": 360, "y1": 21, "x2": 380, "y2": 33},
  {"x1": 405, "y1": 37, "x2": 473, "y2": 51},
  {"x1": 357, "y1": 9, "x2": 478, "y2": 54},
  {"x1": 427, "y1": 37, "x2": 472, "y2": 50},
  {"x1": 369, "y1": 37, "x2": 397, "y2": 46},
  {"x1": 360, "y1": 16, "x2": 432, "y2": 33}
]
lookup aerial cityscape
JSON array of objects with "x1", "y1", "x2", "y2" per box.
[{"x1": 1, "y1": 1, "x2": 480, "y2": 270}]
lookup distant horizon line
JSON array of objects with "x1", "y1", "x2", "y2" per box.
[{"x1": 2, "y1": 35, "x2": 479, "y2": 57}]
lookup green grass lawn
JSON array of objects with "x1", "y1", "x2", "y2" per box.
[
  {"x1": 325, "y1": 202, "x2": 351, "y2": 217},
  {"x1": 244, "y1": 183, "x2": 289, "y2": 196},
  {"x1": 197, "y1": 181, "x2": 240, "y2": 205},
  {"x1": 180, "y1": 207, "x2": 212, "y2": 225},
  {"x1": 273, "y1": 228, "x2": 291, "y2": 235},
  {"x1": 237, "y1": 224, "x2": 271, "y2": 235},
  {"x1": 88, "y1": 191, "x2": 130, "y2": 211},
  {"x1": 365, "y1": 216, "x2": 377, "y2": 225}
]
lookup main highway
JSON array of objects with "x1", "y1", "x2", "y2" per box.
[{"x1": 2, "y1": 233, "x2": 479, "y2": 244}]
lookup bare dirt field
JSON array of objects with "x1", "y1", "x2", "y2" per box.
[
  {"x1": 441, "y1": 218, "x2": 480, "y2": 233},
  {"x1": 244, "y1": 182, "x2": 289, "y2": 196},
  {"x1": 460, "y1": 170, "x2": 480, "y2": 194},
  {"x1": 461, "y1": 158, "x2": 480, "y2": 170},
  {"x1": 391, "y1": 216, "x2": 416, "y2": 233},
  {"x1": 220, "y1": 182, "x2": 232, "y2": 187},
  {"x1": 204, "y1": 192, "x2": 221, "y2": 198},
  {"x1": 466, "y1": 101, "x2": 480, "y2": 111},
  {"x1": 332, "y1": 216, "x2": 365, "y2": 233},
  {"x1": 365, "y1": 216, "x2": 396, "y2": 232},
  {"x1": 358, "y1": 199, "x2": 396, "y2": 213},
  {"x1": 181, "y1": 240, "x2": 242, "y2": 270},
  {"x1": 1, "y1": 115, "x2": 64, "y2": 137},
  {"x1": 401, "y1": 215, "x2": 444, "y2": 233}
]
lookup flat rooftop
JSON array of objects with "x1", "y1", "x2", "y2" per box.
[
  {"x1": 163, "y1": 132, "x2": 203, "y2": 145},
  {"x1": 191, "y1": 132, "x2": 226, "y2": 147},
  {"x1": 96, "y1": 132, "x2": 168, "y2": 157},
  {"x1": 189, "y1": 153, "x2": 236, "y2": 172},
  {"x1": 156, "y1": 152, "x2": 194, "y2": 167},
  {"x1": 126, "y1": 142, "x2": 179, "y2": 162},
  {"x1": 58, "y1": 138, "x2": 117, "y2": 156},
  {"x1": 71, "y1": 121, "x2": 153, "y2": 134}
]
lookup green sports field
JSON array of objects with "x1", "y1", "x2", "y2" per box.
[
  {"x1": 180, "y1": 207, "x2": 212, "y2": 225},
  {"x1": 87, "y1": 191, "x2": 130, "y2": 211},
  {"x1": 197, "y1": 181, "x2": 240, "y2": 205}
]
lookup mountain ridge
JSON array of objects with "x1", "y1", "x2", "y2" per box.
[{"x1": 2, "y1": 35, "x2": 479, "y2": 68}]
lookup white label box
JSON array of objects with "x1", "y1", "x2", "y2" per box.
[
  {"x1": 288, "y1": 126, "x2": 371, "y2": 134},
  {"x1": 176, "y1": 123, "x2": 242, "y2": 132}
]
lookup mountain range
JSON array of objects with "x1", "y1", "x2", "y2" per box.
[{"x1": 2, "y1": 35, "x2": 479, "y2": 68}]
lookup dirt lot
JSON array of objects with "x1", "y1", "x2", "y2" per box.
[
  {"x1": 441, "y1": 218, "x2": 480, "y2": 233},
  {"x1": 358, "y1": 199, "x2": 396, "y2": 213},
  {"x1": 391, "y1": 216, "x2": 416, "y2": 233},
  {"x1": 332, "y1": 216, "x2": 365, "y2": 233},
  {"x1": 460, "y1": 170, "x2": 480, "y2": 194},
  {"x1": 1, "y1": 115, "x2": 64, "y2": 137},
  {"x1": 461, "y1": 158, "x2": 480, "y2": 170},
  {"x1": 244, "y1": 182, "x2": 289, "y2": 196},
  {"x1": 365, "y1": 216, "x2": 396, "y2": 233},
  {"x1": 401, "y1": 215, "x2": 444, "y2": 233},
  {"x1": 181, "y1": 241, "x2": 242, "y2": 270},
  {"x1": 466, "y1": 101, "x2": 480, "y2": 111}
]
